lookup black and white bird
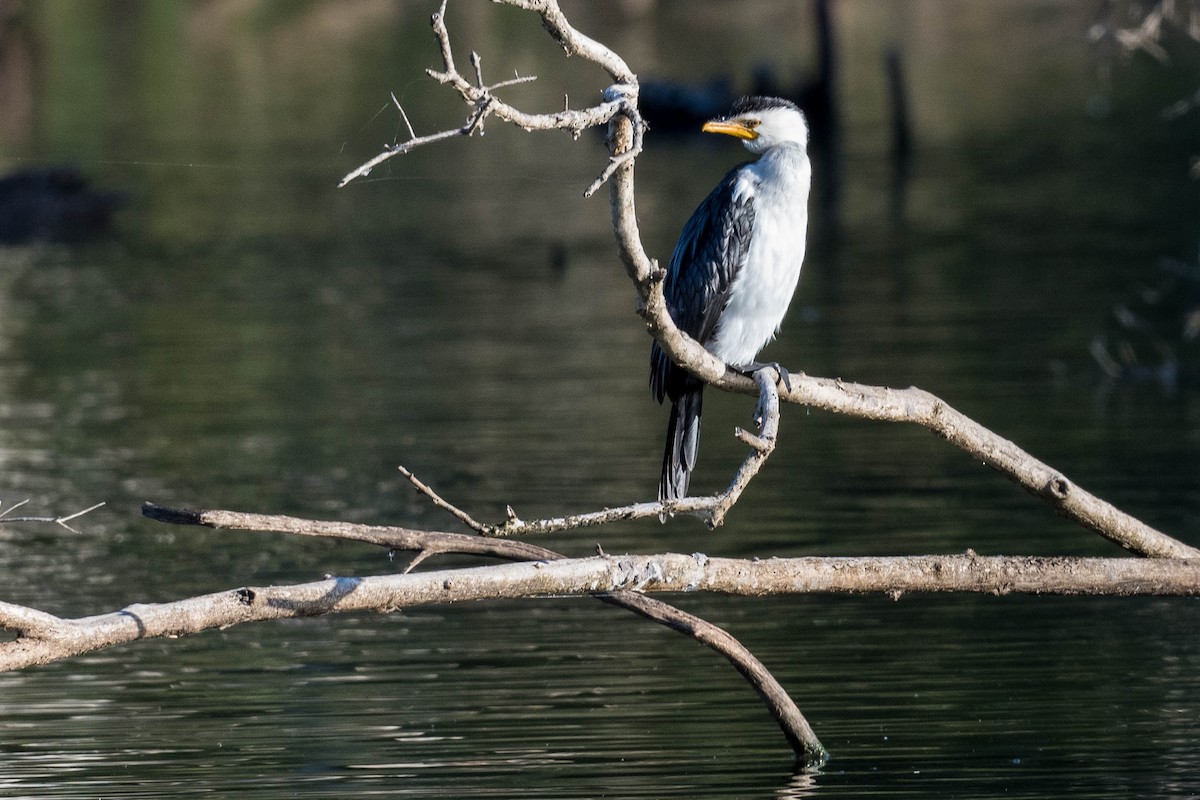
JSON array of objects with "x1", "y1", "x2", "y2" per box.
[{"x1": 650, "y1": 96, "x2": 812, "y2": 505}]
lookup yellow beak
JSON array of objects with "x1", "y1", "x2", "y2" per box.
[{"x1": 701, "y1": 119, "x2": 758, "y2": 140}]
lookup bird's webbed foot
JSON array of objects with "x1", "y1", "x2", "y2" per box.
[
  {"x1": 740, "y1": 361, "x2": 794, "y2": 393},
  {"x1": 738, "y1": 361, "x2": 794, "y2": 429}
]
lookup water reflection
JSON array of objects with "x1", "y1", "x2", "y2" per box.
[
  {"x1": 1, "y1": 0, "x2": 1199, "y2": 797},
  {"x1": 776, "y1": 770, "x2": 821, "y2": 799}
]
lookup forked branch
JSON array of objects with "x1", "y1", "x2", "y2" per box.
[
  {"x1": 138, "y1": 502, "x2": 831, "y2": 766},
  {"x1": 339, "y1": 0, "x2": 636, "y2": 193},
  {"x1": 0, "y1": 500, "x2": 106, "y2": 534}
]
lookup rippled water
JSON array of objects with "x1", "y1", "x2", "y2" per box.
[
  {"x1": 2, "y1": 1, "x2": 1200, "y2": 797},
  {"x1": 3, "y1": 597, "x2": 1199, "y2": 797}
]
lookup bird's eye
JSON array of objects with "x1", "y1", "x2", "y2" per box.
[{"x1": 745, "y1": 119, "x2": 761, "y2": 129}]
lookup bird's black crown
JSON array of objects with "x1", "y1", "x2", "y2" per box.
[{"x1": 730, "y1": 96, "x2": 802, "y2": 116}]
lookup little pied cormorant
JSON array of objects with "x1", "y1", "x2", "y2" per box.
[{"x1": 650, "y1": 96, "x2": 812, "y2": 505}]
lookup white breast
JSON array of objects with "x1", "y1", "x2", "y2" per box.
[{"x1": 707, "y1": 146, "x2": 811, "y2": 367}]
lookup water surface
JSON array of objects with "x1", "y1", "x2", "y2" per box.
[{"x1": 2, "y1": 1, "x2": 1199, "y2": 797}]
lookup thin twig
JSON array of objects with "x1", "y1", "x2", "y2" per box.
[
  {"x1": 391, "y1": 92, "x2": 416, "y2": 140},
  {"x1": 338, "y1": 123, "x2": 475, "y2": 188},
  {"x1": 56, "y1": 502, "x2": 107, "y2": 526},
  {"x1": 486, "y1": 74, "x2": 537, "y2": 92},
  {"x1": 470, "y1": 51, "x2": 484, "y2": 88},
  {"x1": 0, "y1": 500, "x2": 106, "y2": 532},
  {"x1": 398, "y1": 465, "x2": 491, "y2": 533},
  {"x1": 0, "y1": 498, "x2": 30, "y2": 520}
]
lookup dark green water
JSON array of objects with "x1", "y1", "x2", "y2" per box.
[{"x1": 2, "y1": 1, "x2": 1200, "y2": 797}]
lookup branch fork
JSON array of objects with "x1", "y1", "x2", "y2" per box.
[
  {"x1": 340, "y1": 0, "x2": 636, "y2": 196},
  {"x1": 0, "y1": 500, "x2": 106, "y2": 534}
]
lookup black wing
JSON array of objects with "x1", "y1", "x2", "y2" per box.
[{"x1": 650, "y1": 163, "x2": 756, "y2": 403}]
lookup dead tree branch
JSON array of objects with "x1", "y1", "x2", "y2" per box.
[
  {"x1": 339, "y1": 0, "x2": 634, "y2": 192},
  {"x1": 140, "y1": 502, "x2": 828, "y2": 765},
  {"x1": 5, "y1": 501, "x2": 1198, "y2": 760},
  {"x1": 6, "y1": 518, "x2": 1199, "y2": 677}
]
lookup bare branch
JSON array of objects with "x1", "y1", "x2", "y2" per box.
[
  {"x1": 487, "y1": 73, "x2": 538, "y2": 92},
  {"x1": 395, "y1": 366, "x2": 782, "y2": 536},
  {"x1": 392, "y1": 352, "x2": 1195, "y2": 561},
  {"x1": 18, "y1": 501, "x2": 1200, "y2": 762},
  {"x1": 631, "y1": 291, "x2": 1198, "y2": 552},
  {"x1": 704, "y1": 368, "x2": 781, "y2": 527},
  {"x1": 770, "y1": 376, "x2": 1200, "y2": 559},
  {"x1": 337, "y1": 123, "x2": 474, "y2": 188},
  {"x1": 592, "y1": 589, "x2": 824, "y2": 765},
  {"x1": 339, "y1": 0, "x2": 631, "y2": 190},
  {"x1": 137, "y1": 502, "x2": 827, "y2": 764},
  {"x1": 18, "y1": 499, "x2": 1200, "y2": 762},
  {"x1": 6, "y1": 549, "x2": 1200, "y2": 674},
  {"x1": 398, "y1": 465, "x2": 491, "y2": 534},
  {"x1": 140, "y1": 502, "x2": 550, "y2": 562},
  {"x1": 603, "y1": 84, "x2": 657, "y2": 285}
]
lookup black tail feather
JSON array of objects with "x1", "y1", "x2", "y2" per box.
[{"x1": 660, "y1": 386, "x2": 704, "y2": 505}]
